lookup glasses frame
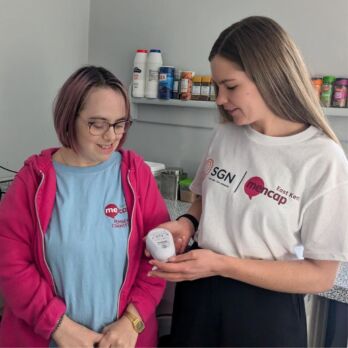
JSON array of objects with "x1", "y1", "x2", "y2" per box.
[{"x1": 87, "y1": 119, "x2": 133, "y2": 136}]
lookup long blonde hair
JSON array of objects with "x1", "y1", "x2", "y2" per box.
[{"x1": 209, "y1": 16, "x2": 339, "y2": 143}]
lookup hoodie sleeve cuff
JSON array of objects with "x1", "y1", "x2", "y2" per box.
[{"x1": 34, "y1": 297, "x2": 66, "y2": 339}]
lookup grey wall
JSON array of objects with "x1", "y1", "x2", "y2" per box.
[
  {"x1": 1, "y1": 1, "x2": 347, "y2": 178},
  {"x1": 89, "y1": 0, "x2": 348, "y2": 176},
  {"x1": 0, "y1": 0, "x2": 90, "y2": 176}
]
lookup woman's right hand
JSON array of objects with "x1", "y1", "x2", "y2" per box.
[
  {"x1": 52, "y1": 315, "x2": 103, "y2": 348},
  {"x1": 145, "y1": 199, "x2": 201, "y2": 256},
  {"x1": 158, "y1": 218, "x2": 195, "y2": 254}
]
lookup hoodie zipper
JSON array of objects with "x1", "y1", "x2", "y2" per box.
[
  {"x1": 116, "y1": 169, "x2": 135, "y2": 318},
  {"x1": 34, "y1": 171, "x2": 57, "y2": 294}
]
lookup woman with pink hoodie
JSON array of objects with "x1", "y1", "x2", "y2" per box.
[{"x1": 0, "y1": 66, "x2": 169, "y2": 347}]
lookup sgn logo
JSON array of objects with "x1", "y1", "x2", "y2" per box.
[{"x1": 210, "y1": 166, "x2": 236, "y2": 184}]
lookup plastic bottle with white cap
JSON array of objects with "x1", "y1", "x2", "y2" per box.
[
  {"x1": 145, "y1": 49, "x2": 163, "y2": 99},
  {"x1": 132, "y1": 49, "x2": 148, "y2": 98}
]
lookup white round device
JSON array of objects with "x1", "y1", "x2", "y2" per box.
[{"x1": 146, "y1": 228, "x2": 176, "y2": 262}]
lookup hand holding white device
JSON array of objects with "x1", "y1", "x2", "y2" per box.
[{"x1": 146, "y1": 228, "x2": 176, "y2": 262}]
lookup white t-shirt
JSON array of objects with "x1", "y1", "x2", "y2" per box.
[{"x1": 190, "y1": 123, "x2": 348, "y2": 261}]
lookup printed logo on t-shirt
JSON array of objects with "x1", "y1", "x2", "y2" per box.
[
  {"x1": 204, "y1": 158, "x2": 247, "y2": 192},
  {"x1": 204, "y1": 158, "x2": 214, "y2": 175},
  {"x1": 204, "y1": 158, "x2": 300, "y2": 206},
  {"x1": 104, "y1": 203, "x2": 129, "y2": 228},
  {"x1": 243, "y1": 176, "x2": 300, "y2": 206}
]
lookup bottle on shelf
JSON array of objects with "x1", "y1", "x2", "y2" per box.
[
  {"x1": 200, "y1": 75, "x2": 212, "y2": 101},
  {"x1": 320, "y1": 75, "x2": 336, "y2": 107},
  {"x1": 180, "y1": 71, "x2": 194, "y2": 100},
  {"x1": 172, "y1": 69, "x2": 181, "y2": 99},
  {"x1": 332, "y1": 78, "x2": 348, "y2": 108},
  {"x1": 191, "y1": 75, "x2": 202, "y2": 100},
  {"x1": 209, "y1": 81, "x2": 216, "y2": 101},
  {"x1": 158, "y1": 66, "x2": 175, "y2": 100},
  {"x1": 132, "y1": 49, "x2": 148, "y2": 98},
  {"x1": 145, "y1": 49, "x2": 163, "y2": 99},
  {"x1": 311, "y1": 77, "x2": 323, "y2": 101}
]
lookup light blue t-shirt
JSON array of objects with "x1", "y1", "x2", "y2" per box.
[{"x1": 45, "y1": 152, "x2": 129, "y2": 342}]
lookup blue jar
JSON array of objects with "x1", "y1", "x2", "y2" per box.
[{"x1": 158, "y1": 66, "x2": 175, "y2": 99}]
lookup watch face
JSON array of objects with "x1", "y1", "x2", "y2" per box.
[{"x1": 134, "y1": 319, "x2": 145, "y2": 332}]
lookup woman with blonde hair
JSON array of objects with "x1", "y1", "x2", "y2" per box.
[{"x1": 150, "y1": 16, "x2": 348, "y2": 347}]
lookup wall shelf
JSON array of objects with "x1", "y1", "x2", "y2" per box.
[
  {"x1": 131, "y1": 97, "x2": 216, "y2": 109},
  {"x1": 131, "y1": 97, "x2": 348, "y2": 116},
  {"x1": 130, "y1": 95, "x2": 348, "y2": 130},
  {"x1": 322, "y1": 107, "x2": 348, "y2": 117},
  {"x1": 130, "y1": 96, "x2": 218, "y2": 129}
]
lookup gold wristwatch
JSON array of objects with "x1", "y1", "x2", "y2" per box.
[{"x1": 124, "y1": 310, "x2": 145, "y2": 333}]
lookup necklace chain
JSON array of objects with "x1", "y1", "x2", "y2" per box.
[{"x1": 59, "y1": 149, "x2": 70, "y2": 166}]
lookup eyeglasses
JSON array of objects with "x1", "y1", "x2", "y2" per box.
[{"x1": 86, "y1": 119, "x2": 133, "y2": 136}]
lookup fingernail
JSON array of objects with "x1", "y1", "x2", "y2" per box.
[{"x1": 152, "y1": 266, "x2": 158, "y2": 271}]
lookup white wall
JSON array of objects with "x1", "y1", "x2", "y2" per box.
[
  {"x1": 89, "y1": 0, "x2": 348, "y2": 176},
  {"x1": 0, "y1": 1, "x2": 347, "y2": 178},
  {"x1": 0, "y1": 0, "x2": 90, "y2": 177}
]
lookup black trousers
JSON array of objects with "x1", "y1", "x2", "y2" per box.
[{"x1": 169, "y1": 276, "x2": 307, "y2": 347}]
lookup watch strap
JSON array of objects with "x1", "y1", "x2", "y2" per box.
[
  {"x1": 124, "y1": 310, "x2": 145, "y2": 333},
  {"x1": 176, "y1": 213, "x2": 199, "y2": 232},
  {"x1": 124, "y1": 310, "x2": 138, "y2": 321}
]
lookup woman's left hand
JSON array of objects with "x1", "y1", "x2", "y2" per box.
[
  {"x1": 98, "y1": 316, "x2": 138, "y2": 348},
  {"x1": 148, "y1": 249, "x2": 223, "y2": 282}
]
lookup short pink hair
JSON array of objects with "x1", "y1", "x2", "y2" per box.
[{"x1": 53, "y1": 66, "x2": 131, "y2": 151}]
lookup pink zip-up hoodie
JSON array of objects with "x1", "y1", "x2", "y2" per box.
[{"x1": 0, "y1": 148, "x2": 169, "y2": 347}]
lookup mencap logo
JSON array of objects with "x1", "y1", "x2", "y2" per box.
[
  {"x1": 105, "y1": 203, "x2": 119, "y2": 219},
  {"x1": 244, "y1": 176, "x2": 287, "y2": 205},
  {"x1": 244, "y1": 176, "x2": 264, "y2": 200},
  {"x1": 204, "y1": 158, "x2": 214, "y2": 175}
]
